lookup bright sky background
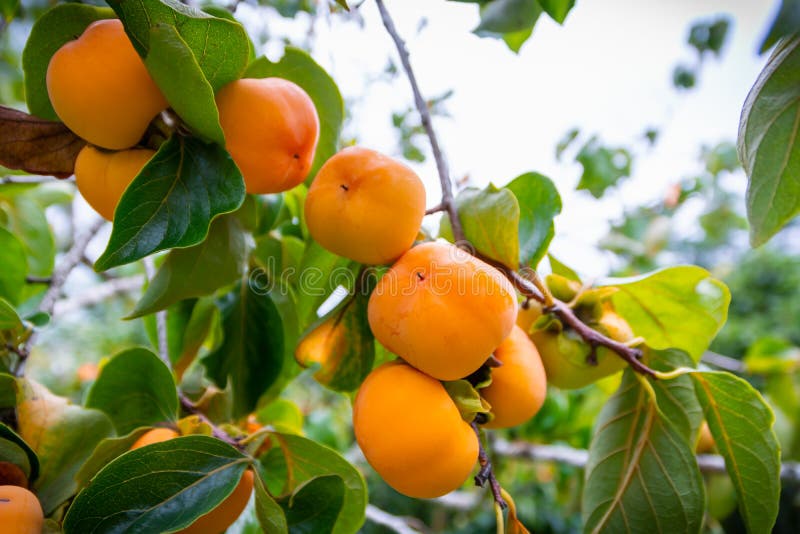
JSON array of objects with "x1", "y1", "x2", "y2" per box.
[{"x1": 238, "y1": 0, "x2": 774, "y2": 278}]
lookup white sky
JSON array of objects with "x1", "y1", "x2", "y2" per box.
[{"x1": 241, "y1": 0, "x2": 773, "y2": 277}]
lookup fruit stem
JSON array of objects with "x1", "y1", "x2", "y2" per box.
[
  {"x1": 471, "y1": 421, "x2": 508, "y2": 510},
  {"x1": 179, "y1": 394, "x2": 245, "y2": 450}
]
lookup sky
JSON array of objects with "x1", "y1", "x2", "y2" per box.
[{"x1": 240, "y1": 0, "x2": 775, "y2": 278}]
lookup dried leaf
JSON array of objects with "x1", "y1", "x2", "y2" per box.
[{"x1": 0, "y1": 105, "x2": 84, "y2": 178}]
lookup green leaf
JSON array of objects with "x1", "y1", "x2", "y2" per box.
[
  {"x1": 108, "y1": 0, "x2": 249, "y2": 91},
  {"x1": 254, "y1": 472, "x2": 289, "y2": 534},
  {"x1": 1, "y1": 194, "x2": 56, "y2": 277},
  {"x1": 759, "y1": 0, "x2": 800, "y2": 54},
  {"x1": 505, "y1": 172, "x2": 562, "y2": 268},
  {"x1": 294, "y1": 241, "x2": 355, "y2": 326},
  {"x1": 0, "y1": 422, "x2": 39, "y2": 482},
  {"x1": 691, "y1": 371, "x2": 780, "y2": 533},
  {"x1": 85, "y1": 348, "x2": 178, "y2": 435},
  {"x1": 130, "y1": 215, "x2": 248, "y2": 318},
  {"x1": 202, "y1": 283, "x2": 285, "y2": 418},
  {"x1": 264, "y1": 434, "x2": 366, "y2": 534},
  {"x1": 453, "y1": 184, "x2": 520, "y2": 269},
  {"x1": 442, "y1": 380, "x2": 492, "y2": 423},
  {"x1": 74, "y1": 427, "x2": 151, "y2": 490},
  {"x1": 688, "y1": 17, "x2": 730, "y2": 57},
  {"x1": 17, "y1": 379, "x2": 113, "y2": 514},
  {"x1": 576, "y1": 137, "x2": 632, "y2": 198},
  {"x1": 475, "y1": 0, "x2": 541, "y2": 34},
  {"x1": 607, "y1": 266, "x2": 730, "y2": 361},
  {"x1": 647, "y1": 348, "x2": 703, "y2": 441},
  {"x1": 174, "y1": 297, "x2": 219, "y2": 377},
  {"x1": 21, "y1": 3, "x2": 115, "y2": 120},
  {"x1": 539, "y1": 0, "x2": 574, "y2": 24},
  {"x1": 0, "y1": 0, "x2": 18, "y2": 22},
  {"x1": 582, "y1": 368, "x2": 705, "y2": 533},
  {"x1": 738, "y1": 36, "x2": 800, "y2": 246},
  {"x1": 0, "y1": 227, "x2": 26, "y2": 305},
  {"x1": 548, "y1": 253, "x2": 580, "y2": 281},
  {"x1": 295, "y1": 290, "x2": 374, "y2": 393},
  {"x1": 94, "y1": 135, "x2": 245, "y2": 271},
  {"x1": 63, "y1": 436, "x2": 250, "y2": 533},
  {"x1": 245, "y1": 47, "x2": 344, "y2": 179},
  {"x1": 0, "y1": 298, "x2": 23, "y2": 332},
  {"x1": 278, "y1": 475, "x2": 346, "y2": 534},
  {"x1": 144, "y1": 24, "x2": 225, "y2": 144}
]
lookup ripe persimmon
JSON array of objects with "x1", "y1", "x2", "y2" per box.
[
  {"x1": 353, "y1": 361, "x2": 478, "y2": 498},
  {"x1": 216, "y1": 78, "x2": 319, "y2": 194},
  {"x1": 129, "y1": 427, "x2": 179, "y2": 450},
  {"x1": 305, "y1": 146, "x2": 426, "y2": 264},
  {"x1": 46, "y1": 19, "x2": 168, "y2": 150},
  {"x1": 74, "y1": 145, "x2": 155, "y2": 221},
  {"x1": 368, "y1": 242, "x2": 517, "y2": 381},
  {"x1": 0, "y1": 485, "x2": 44, "y2": 534},
  {"x1": 482, "y1": 325, "x2": 547, "y2": 429}
]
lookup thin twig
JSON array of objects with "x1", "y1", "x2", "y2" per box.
[
  {"x1": 179, "y1": 394, "x2": 243, "y2": 450},
  {"x1": 471, "y1": 422, "x2": 507, "y2": 509},
  {"x1": 375, "y1": 0, "x2": 465, "y2": 244},
  {"x1": 424, "y1": 203, "x2": 446, "y2": 215},
  {"x1": 24, "y1": 275, "x2": 51, "y2": 285},
  {"x1": 365, "y1": 504, "x2": 427, "y2": 534},
  {"x1": 53, "y1": 276, "x2": 143, "y2": 315}
]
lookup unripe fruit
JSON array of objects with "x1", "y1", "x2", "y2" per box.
[
  {"x1": 353, "y1": 362, "x2": 478, "y2": 498},
  {"x1": 0, "y1": 485, "x2": 44, "y2": 534},
  {"x1": 46, "y1": 19, "x2": 168, "y2": 150},
  {"x1": 216, "y1": 78, "x2": 319, "y2": 194},
  {"x1": 368, "y1": 242, "x2": 517, "y2": 381},
  {"x1": 130, "y1": 427, "x2": 180, "y2": 450},
  {"x1": 533, "y1": 306, "x2": 634, "y2": 390},
  {"x1": 482, "y1": 325, "x2": 547, "y2": 429},
  {"x1": 305, "y1": 146, "x2": 426, "y2": 264},
  {"x1": 695, "y1": 421, "x2": 715, "y2": 454},
  {"x1": 74, "y1": 145, "x2": 155, "y2": 221},
  {"x1": 128, "y1": 428, "x2": 254, "y2": 534}
]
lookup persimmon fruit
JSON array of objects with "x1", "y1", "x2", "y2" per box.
[
  {"x1": 482, "y1": 325, "x2": 547, "y2": 429},
  {"x1": 368, "y1": 242, "x2": 517, "y2": 381},
  {"x1": 532, "y1": 304, "x2": 635, "y2": 390},
  {"x1": 0, "y1": 485, "x2": 44, "y2": 534},
  {"x1": 216, "y1": 78, "x2": 319, "y2": 194},
  {"x1": 305, "y1": 146, "x2": 426, "y2": 265},
  {"x1": 46, "y1": 19, "x2": 168, "y2": 150},
  {"x1": 74, "y1": 145, "x2": 155, "y2": 221},
  {"x1": 353, "y1": 361, "x2": 478, "y2": 498},
  {"x1": 129, "y1": 428, "x2": 254, "y2": 534}
]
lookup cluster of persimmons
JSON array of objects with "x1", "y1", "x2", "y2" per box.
[{"x1": 0, "y1": 14, "x2": 651, "y2": 533}]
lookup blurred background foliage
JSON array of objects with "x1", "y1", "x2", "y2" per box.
[{"x1": 2, "y1": 0, "x2": 800, "y2": 532}]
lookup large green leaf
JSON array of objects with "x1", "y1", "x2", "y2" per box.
[
  {"x1": 691, "y1": 371, "x2": 780, "y2": 533},
  {"x1": 94, "y1": 135, "x2": 245, "y2": 271},
  {"x1": 0, "y1": 227, "x2": 26, "y2": 305},
  {"x1": 130, "y1": 215, "x2": 248, "y2": 318},
  {"x1": 202, "y1": 283, "x2": 285, "y2": 418},
  {"x1": 262, "y1": 434, "x2": 366, "y2": 534},
  {"x1": 647, "y1": 348, "x2": 703, "y2": 441},
  {"x1": 16, "y1": 380, "x2": 113, "y2": 514},
  {"x1": 295, "y1": 289, "x2": 374, "y2": 393},
  {"x1": 108, "y1": 0, "x2": 249, "y2": 91},
  {"x1": 738, "y1": 36, "x2": 800, "y2": 246},
  {"x1": 85, "y1": 348, "x2": 178, "y2": 435},
  {"x1": 144, "y1": 23, "x2": 225, "y2": 144},
  {"x1": 63, "y1": 436, "x2": 250, "y2": 533},
  {"x1": 0, "y1": 422, "x2": 39, "y2": 482},
  {"x1": 582, "y1": 368, "x2": 705, "y2": 533},
  {"x1": 278, "y1": 475, "x2": 346, "y2": 534},
  {"x1": 245, "y1": 47, "x2": 344, "y2": 179},
  {"x1": 21, "y1": 3, "x2": 115, "y2": 120},
  {"x1": 607, "y1": 266, "x2": 730, "y2": 361},
  {"x1": 505, "y1": 172, "x2": 561, "y2": 268},
  {"x1": 453, "y1": 184, "x2": 520, "y2": 269}
]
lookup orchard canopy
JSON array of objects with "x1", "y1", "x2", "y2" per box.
[{"x1": 0, "y1": 1, "x2": 799, "y2": 533}]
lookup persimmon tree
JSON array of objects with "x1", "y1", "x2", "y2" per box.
[{"x1": 0, "y1": 0, "x2": 795, "y2": 532}]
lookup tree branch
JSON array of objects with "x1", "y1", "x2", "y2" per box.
[
  {"x1": 471, "y1": 422, "x2": 507, "y2": 509},
  {"x1": 365, "y1": 504, "x2": 427, "y2": 534},
  {"x1": 375, "y1": 0, "x2": 465, "y2": 244},
  {"x1": 53, "y1": 276, "x2": 143, "y2": 315}
]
